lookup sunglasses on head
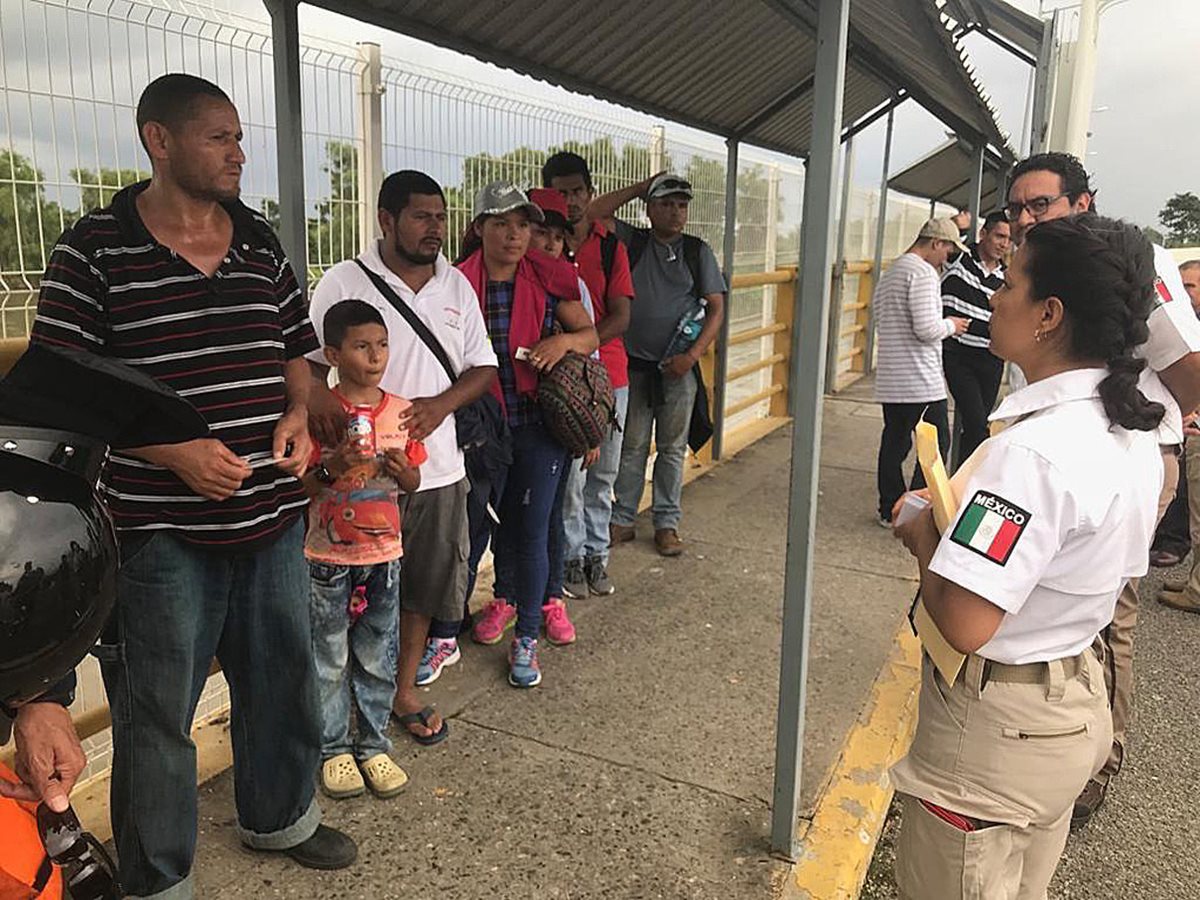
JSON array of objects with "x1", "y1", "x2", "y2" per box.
[
  {"x1": 36, "y1": 803, "x2": 122, "y2": 899},
  {"x1": 655, "y1": 178, "x2": 692, "y2": 193}
]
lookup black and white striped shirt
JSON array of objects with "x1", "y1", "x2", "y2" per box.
[
  {"x1": 30, "y1": 182, "x2": 318, "y2": 550},
  {"x1": 941, "y1": 249, "x2": 1005, "y2": 351}
]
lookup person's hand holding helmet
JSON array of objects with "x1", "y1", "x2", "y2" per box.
[{"x1": 1, "y1": 701, "x2": 85, "y2": 812}]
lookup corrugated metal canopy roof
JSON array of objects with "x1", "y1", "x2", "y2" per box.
[
  {"x1": 888, "y1": 138, "x2": 1012, "y2": 212},
  {"x1": 312, "y1": 0, "x2": 1010, "y2": 158}
]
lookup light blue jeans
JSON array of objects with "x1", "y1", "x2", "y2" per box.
[
  {"x1": 612, "y1": 366, "x2": 697, "y2": 531},
  {"x1": 308, "y1": 558, "x2": 401, "y2": 761},
  {"x1": 564, "y1": 385, "x2": 629, "y2": 562}
]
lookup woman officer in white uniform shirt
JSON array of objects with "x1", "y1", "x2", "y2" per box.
[{"x1": 891, "y1": 215, "x2": 1164, "y2": 900}]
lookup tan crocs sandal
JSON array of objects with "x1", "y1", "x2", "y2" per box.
[
  {"x1": 359, "y1": 754, "x2": 409, "y2": 799},
  {"x1": 321, "y1": 753, "x2": 365, "y2": 800}
]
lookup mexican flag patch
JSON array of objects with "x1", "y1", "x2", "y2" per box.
[{"x1": 950, "y1": 491, "x2": 1030, "y2": 565}]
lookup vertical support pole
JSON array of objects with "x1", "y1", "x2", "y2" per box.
[
  {"x1": 770, "y1": 0, "x2": 850, "y2": 861},
  {"x1": 712, "y1": 137, "x2": 739, "y2": 461},
  {"x1": 929, "y1": 197, "x2": 937, "y2": 218},
  {"x1": 824, "y1": 133, "x2": 855, "y2": 391},
  {"x1": 1063, "y1": 0, "x2": 1099, "y2": 158},
  {"x1": 356, "y1": 42, "x2": 383, "y2": 255},
  {"x1": 864, "y1": 100, "x2": 895, "y2": 375},
  {"x1": 1030, "y1": 10, "x2": 1058, "y2": 154},
  {"x1": 266, "y1": 0, "x2": 307, "y2": 289},
  {"x1": 967, "y1": 140, "x2": 985, "y2": 236}
]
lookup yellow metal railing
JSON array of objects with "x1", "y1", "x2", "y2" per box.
[{"x1": 3, "y1": 263, "x2": 876, "y2": 773}]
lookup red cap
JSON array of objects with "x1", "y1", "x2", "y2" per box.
[{"x1": 528, "y1": 187, "x2": 569, "y2": 224}]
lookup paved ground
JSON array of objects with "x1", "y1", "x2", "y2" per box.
[
  {"x1": 179, "y1": 396, "x2": 923, "y2": 899},
  {"x1": 862, "y1": 544, "x2": 1200, "y2": 899}
]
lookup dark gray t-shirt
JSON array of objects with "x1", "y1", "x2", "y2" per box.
[{"x1": 616, "y1": 222, "x2": 727, "y2": 362}]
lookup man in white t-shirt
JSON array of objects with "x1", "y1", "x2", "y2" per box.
[
  {"x1": 1004, "y1": 152, "x2": 1200, "y2": 826},
  {"x1": 307, "y1": 171, "x2": 498, "y2": 745}
]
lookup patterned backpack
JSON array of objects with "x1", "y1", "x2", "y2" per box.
[{"x1": 537, "y1": 351, "x2": 618, "y2": 457}]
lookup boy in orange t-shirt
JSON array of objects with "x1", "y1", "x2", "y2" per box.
[{"x1": 301, "y1": 300, "x2": 423, "y2": 801}]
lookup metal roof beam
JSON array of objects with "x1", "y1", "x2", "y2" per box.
[
  {"x1": 959, "y1": 23, "x2": 1037, "y2": 67},
  {"x1": 840, "y1": 90, "x2": 907, "y2": 144},
  {"x1": 762, "y1": 0, "x2": 994, "y2": 148},
  {"x1": 733, "y1": 74, "x2": 815, "y2": 138}
]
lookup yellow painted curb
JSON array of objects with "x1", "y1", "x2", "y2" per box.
[{"x1": 786, "y1": 625, "x2": 921, "y2": 900}]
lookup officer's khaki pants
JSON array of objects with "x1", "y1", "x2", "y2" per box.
[
  {"x1": 1180, "y1": 435, "x2": 1200, "y2": 596},
  {"x1": 1098, "y1": 446, "x2": 1179, "y2": 781},
  {"x1": 892, "y1": 653, "x2": 1111, "y2": 900}
]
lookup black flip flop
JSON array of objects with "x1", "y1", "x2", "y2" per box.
[{"x1": 396, "y1": 705, "x2": 449, "y2": 746}]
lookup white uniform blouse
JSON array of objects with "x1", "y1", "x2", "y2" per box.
[{"x1": 929, "y1": 368, "x2": 1163, "y2": 665}]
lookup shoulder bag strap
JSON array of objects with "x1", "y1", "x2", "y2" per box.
[{"x1": 353, "y1": 259, "x2": 458, "y2": 384}]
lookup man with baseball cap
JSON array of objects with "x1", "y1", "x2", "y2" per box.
[
  {"x1": 874, "y1": 218, "x2": 970, "y2": 526},
  {"x1": 588, "y1": 172, "x2": 727, "y2": 557}
]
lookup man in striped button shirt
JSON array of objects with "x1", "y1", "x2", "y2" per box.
[
  {"x1": 941, "y1": 211, "x2": 1011, "y2": 465},
  {"x1": 874, "y1": 218, "x2": 970, "y2": 526},
  {"x1": 27, "y1": 74, "x2": 355, "y2": 897}
]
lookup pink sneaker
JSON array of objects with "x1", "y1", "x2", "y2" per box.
[
  {"x1": 472, "y1": 599, "x2": 516, "y2": 645},
  {"x1": 542, "y1": 598, "x2": 576, "y2": 646}
]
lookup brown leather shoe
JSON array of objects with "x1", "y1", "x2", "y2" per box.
[
  {"x1": 654, "y1": 528, "x2": 684, "y2": 557},
  {"x1": 1158, "y1": 588, "x2": 1200, "y2": 614},
  {"x1": 1071, "y1": 778, "x2": 1107, "y2": 829},
  {"x1": 609, "y1": 523, "x2": 635, "y2": 546}
]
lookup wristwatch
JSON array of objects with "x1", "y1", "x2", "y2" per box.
[{"x1": 314, "y1": 462, "x2": 336, "y2": 485}]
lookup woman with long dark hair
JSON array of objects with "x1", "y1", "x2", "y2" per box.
[
  {"x1": 891, "y1": 215, "x2": 1165, "y2": 898},
  {"x1": 450, "y1": 181, "x2": 597, "y2": 688}
]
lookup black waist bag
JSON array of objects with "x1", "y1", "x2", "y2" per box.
[{"x1": 353, "y1": 260, "x2": 512, "y2": 481}]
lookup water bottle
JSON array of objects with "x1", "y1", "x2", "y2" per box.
[{"x1": 660, "y1": 299, "x2": 707, "y2": 367}]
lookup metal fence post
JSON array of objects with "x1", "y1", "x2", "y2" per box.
[
  {"x1": 650, "y1": 125, "x2": 666, "y2": 175},
  {"x1": 712, "y1": 137, "x2": 739, "y2": 461},
  {"x1": 265, "y1": 0, "x2": 307, "y2": 289},
  {"x1": 763, "y1": 164, "x2": 781, "y2": 395},
  {"x1": 825, "y1": 133, "x2": 855, "y2": 390},
  {"x1": 770, "y1": 0, "x2": 850, "y2": 861},
  {"x1": 864, "y1": 99, "x2": 896, "y2": 375},
  {"x1": 356, "y1": 42, "x2": 384, "y2": 254}
]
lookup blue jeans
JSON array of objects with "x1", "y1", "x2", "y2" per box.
[
  {"x1": 564, "y1": 385, "x2": 629, "y2": 562},
  {"x1": 612, "y1": 366, "x2": 697, "y2": 531},
  {"x1": 308, "y1": 558, "x2": 401, "y2": 760},
  {"x1": 97, "y1": 519, "x2": 321, "y2": 900},
  {"x1": 492, "y1": 423, "x2": 567, "y2": 638}
]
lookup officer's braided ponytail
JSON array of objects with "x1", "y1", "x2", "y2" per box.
[{"x1": 1023, "y1": 215, "x2": 1164, "y2": 432}]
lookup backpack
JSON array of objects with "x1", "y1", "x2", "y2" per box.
[
  {"x1": 537, "y1": 350, "x2": 618, "y2": 457},
  {"x1": 625, "y1": 229, "x2": 706, "y2": 300}
]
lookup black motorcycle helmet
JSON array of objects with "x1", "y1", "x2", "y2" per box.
[
  {"x1": 0, "y1": 427, "x2": 117, "y2": 706},
  {"x1": 0, "y1": 343, "x2": 209, "y2": 707}
]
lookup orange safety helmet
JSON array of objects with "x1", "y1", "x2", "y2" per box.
[{"x1": 0, "y1": 763, "x2": 62, "y2": 899}]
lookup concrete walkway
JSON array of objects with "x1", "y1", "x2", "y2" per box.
[
  {"x1": 178, "y1": 395, "x2": 921, "y2": 899},
  {"x1": 863, "y1": 559, "x2": 1200, "y2": 899}
]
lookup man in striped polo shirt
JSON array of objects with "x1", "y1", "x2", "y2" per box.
[
  {"x1": 27, "y1": 74, "x2": 356, "y2": 896},
  {"x1": 873, "y1": 218, "x2": 970, "y2": 526},
  {"x1": 941, "y1": 210, "x2": 1011, "y2": 466}
]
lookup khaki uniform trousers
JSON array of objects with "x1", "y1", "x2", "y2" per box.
[
  {"x1": 892, "y1": 651, "x2": 1111, "y2": 900},
  {"x1": 1097, "y1": 445, "x2": 1179, "y2": 782},
  {"x1": 1172, "y1": 435, "x2": 1200, "y2": 599}
]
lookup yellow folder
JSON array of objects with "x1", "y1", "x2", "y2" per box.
[{"x1": 913, "y1": 421, "x2": 967, "y2": 686}]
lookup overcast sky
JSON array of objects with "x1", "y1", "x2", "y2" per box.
[{"x1": 289, "y1": 0, "x2": 1196, "y2": 230}]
